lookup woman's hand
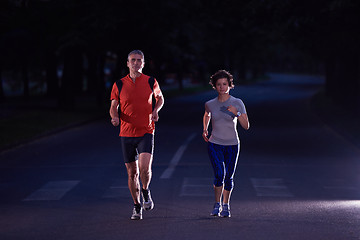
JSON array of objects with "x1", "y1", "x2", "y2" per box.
[
  {"x1": 227, "y1": 105, "x2": 238, "y2": 115},
  {"x1": 202, "y1": 130, "x2": 209, "y2": 142}
]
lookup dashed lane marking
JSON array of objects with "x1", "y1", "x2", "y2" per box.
[
  {"x1": 251, "y1": 178, "x2": 294, "y2": 197},
  {"x1": 23, "y1": 180, "x2": 80, "y2": 201},
  {"x1": 102, "y1": 179, "x2": 131, "y2": 199},
  {"x1": 180, "y1": 177, "x2": 213, "y2": 197}
]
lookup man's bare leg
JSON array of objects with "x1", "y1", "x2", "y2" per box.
[
  {"x1": 138, "y1": 152, "x2": 154, "y2": 210},
  {"x1": 138, "y1": 152, "x2": 153, "y2": 190},
  {"x1": 125, "y1": 161, "x2": 143, "y2": 219},
  {"x1": 125, "y1": 161, "x2": 140, "y2": 204}
]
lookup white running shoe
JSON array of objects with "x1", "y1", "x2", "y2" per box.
[
  {"x1": 131, "y1": 204, "x2": 143, "y2": 220},
  {"x1": 210, "y1": 202, "x2": 221, "y2": 216},
  {"x1": 142, "y1": 189, "x2": 154, "y2": 211}
]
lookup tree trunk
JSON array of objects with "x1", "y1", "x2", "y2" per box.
[
  {"x1": 58, "y1": 47, "x2": 83, "y2": 109},
  {"x1": 325, "y1": 51, "x2": 360, "y2": 113},
  {"x1": 45, "y1": 50, "x2": 59, "y2": 97},
  {"x1": 97, "y1": 54, "x2": 106, "y2": 107},
  {"x1": 22, "y1": 59, "x2": 29, "y2": 98},
  {"x1": 0, "y1": 64, "x2": 4, "y2": 102},
  {"x1": 86, "y1": 51, "x2": 97, "y2": 94},
  {"x1": 86, "y1": 51, "x2": 106, "y2": 107}
]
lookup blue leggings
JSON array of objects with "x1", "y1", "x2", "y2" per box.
[{"x1": 207, "y1": 142, "x2": 239, "y2": 191}]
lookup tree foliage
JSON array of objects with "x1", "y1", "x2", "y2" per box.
[{"x1": 0, "y1": 0, "x2": 359, "y2": 108}]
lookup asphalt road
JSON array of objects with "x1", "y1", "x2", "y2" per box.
[{"x1": 1, "y1": 73, "x2": 360, "y2": 240}]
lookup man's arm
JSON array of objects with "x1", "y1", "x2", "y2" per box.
[
  {"x1": 109, "y1": 99, "x2": 120, "y2": 126},
  {"x1": 151, "y1": 94, "x2": 164, "y2": 122}
]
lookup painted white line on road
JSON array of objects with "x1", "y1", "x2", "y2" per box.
[
  {"x1": 23, "y1": 180, "x2": 80, "y2": 201},
  {"x1": 102, "y1": 186, "x2": 130, "y2": 198},
  {"x1": 180, "y1": 177, "x2": 213, "y2": 197},
  {"x1": 322, "y1": 178, "x2": 359, "y2": 192},
  {"x1": 251, "y1": 178, "x2": 293, "y2": 197},
  {"x1": 160, "y1": 133, "x2": 196, "y2": 179},
  {"x1": 102, "y1": 179, "x2": 130, "y2": 199}
]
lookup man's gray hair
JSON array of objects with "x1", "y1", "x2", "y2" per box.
[{"x1": 128, "y1": 50, "x2": 145, "y2": 60}]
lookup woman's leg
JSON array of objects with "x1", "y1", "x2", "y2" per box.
[
  {"x1": 214, "y1": 185, "x2": 223, "y2": 203},
  {"x1": 223, "y1": 144, "x2": 240, "y2": 204},
  {"x1": 208, "y1": 142, "x2": 225, "y2": 197}
]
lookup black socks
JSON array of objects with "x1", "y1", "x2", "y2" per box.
[{"x1": 142, "y1": 188, "x2": 149, "y2": 201}]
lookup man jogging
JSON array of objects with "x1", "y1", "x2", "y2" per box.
[{"x1": 109, "y1": 50, "x2": 164, "y2": 220}]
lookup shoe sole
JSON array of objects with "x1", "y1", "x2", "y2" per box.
[
  {"x1": 143, "y1": 203, "x2": 154, "y2": 211},
  {"x1": 131, "y1": 216, "x2": 143, "y2": 220}
]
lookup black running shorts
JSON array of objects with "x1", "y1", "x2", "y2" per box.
[{"x1": 120, "y1": 133, "x2": 154, "y2": 163}]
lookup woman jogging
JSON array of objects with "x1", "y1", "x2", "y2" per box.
[{"x1": 202, "y1": 70, "x2": 250, "y2": 217}]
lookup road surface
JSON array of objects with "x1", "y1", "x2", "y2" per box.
[{"x1": 1, "y1": 73, "x2": 360, "y2": 240}]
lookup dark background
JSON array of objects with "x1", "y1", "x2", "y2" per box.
[
  {"x1": 1, "y1": 0, "x2": 359, "y2": 109},
  {"x1": 1, "y1": 2, "x2": 360, "y2": 239}
]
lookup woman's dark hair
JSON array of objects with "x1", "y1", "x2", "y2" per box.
[{"x1": 209, "y1": 70, "x2": 235, "y2": 89}]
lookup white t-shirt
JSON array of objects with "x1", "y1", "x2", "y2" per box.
[{"x1": 205, "y1": 95, "x2": 247, "y2": 145}]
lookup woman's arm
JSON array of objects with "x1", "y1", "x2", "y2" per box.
[
  {"x1": 202, "y1": 110, "x2": 211, "y2": 142},
  {"x1": 227, "y1": 105, "x2": 250, "y2": 130},
  {"x1": 238, "y1": 113, "x2": 250, "y2": 130}
]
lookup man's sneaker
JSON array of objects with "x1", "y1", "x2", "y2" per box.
[
  {"x1": 220, "y1": 203, "x2": 231, "y2": 218},
  {"x1": 142, "y1": 189, "x2": 154, "y2": 211},
  {"x1": 131, "y1": 204, "x2": 143, "y2": 220},
  {"x1": 210, "y1": 202, "x2": 221, "y2": 216}
]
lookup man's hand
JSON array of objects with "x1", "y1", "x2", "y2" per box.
[
  {"x1": 151, "y1": 110, "x2": 159, "y2": 122},
  {"x1": 111, "y1": 117, "x2": 120, "y2": 126}
]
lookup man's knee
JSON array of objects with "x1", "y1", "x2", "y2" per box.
[
  {"x1": 140, "y1": 166, "x2": 151, "y2": 176},
  {"x1": 128, "y1": 170, "x2": 139, "y2": 180},
  {"x1": 126, "y1": 163, "x2": 139, "y2": 180},
  {"x1": 139, "y1": 153, "x2": 152, "y2": 169}
]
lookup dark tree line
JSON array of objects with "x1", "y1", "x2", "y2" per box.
[
  {"x1": 0, "y1": 0, "x2": 359, "y2": 110},
  {"x1": 274, "y1": 0, "x2": 360, "y2": 109}
]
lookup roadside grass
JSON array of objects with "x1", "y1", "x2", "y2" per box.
[
  {"x1": 0, "y1": 106, "x2": 106, "y2": 150},
  {"x1": 0, "y1": 86, "x2": 212, "y2": 151}
]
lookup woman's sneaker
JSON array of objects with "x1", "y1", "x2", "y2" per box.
[
  {"x1": 131, "y1": 204, "x2": 143, "y2": 220},
  {"x1": 210, "y1": 202, "x2": 221, "y2": 216},
  {"x1": 142, "y1": 189, "x2": 154, "y2": 211},
  {"x1": 220, "y1": 203, "x2": 231, "y2": 218}
]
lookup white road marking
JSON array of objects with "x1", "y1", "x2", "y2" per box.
[
  {"x1": 160, "y1": 133, "x2": 196, "y2": 179},
  {"x1": 180, "y1": 177, "x2": 213, "y2": 197},
  {"x1": 322, "y1": 178, "x2": 359, "y2": 192},
  {"x1": 102, "y1": 186, "x2": 130, "y2": 198},
  {"x1": 251, "y1": 178, "x2": 293, "y2": 197},
  {"x1": 102, "y1": 179, "x2": 130, "y2": 198},
  {"x1": 23, "y1": 180, "x2": 80, "y2": 201}
]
